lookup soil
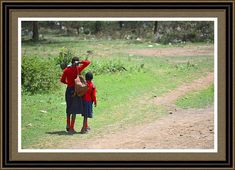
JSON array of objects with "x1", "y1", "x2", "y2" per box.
[
  {"x1": 72, "y1": 107, "x2": 214, "y2": 149},
  {"x1": 127, "y1": 45, "x2": 214, "y2": 57}
]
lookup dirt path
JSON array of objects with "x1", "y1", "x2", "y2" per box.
[
  {"x1": 71, "y1": 107, "x2": 213, "y2": 149},
  {"x1": 127, "y1": 45, "x2": 214, "y2": 57},
  {"x1": 62, "y1": 72, "x2": 214, "y2": 149},
  {"x1": 154, "y1": 72, "x2": 214, "y2": 106}
]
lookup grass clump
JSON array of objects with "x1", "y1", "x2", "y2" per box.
[
  {"x1": 87, "y1": 59, "x2": 144, "y2": 75},
  {"x1": 176, "y1": 84, "x2": 214, "y2": 109}
]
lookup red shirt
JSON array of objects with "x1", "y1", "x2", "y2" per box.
[
  {"x1": 83, "y1": 81, "x2": 97, "y2": 104},
  {"x1": 60, "y1": 60, "x2": 90, "y2": 87}
]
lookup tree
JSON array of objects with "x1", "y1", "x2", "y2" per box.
[
  {"x1": 153, "y1": 21, "x2": 158, "y2": 34},
  {"x1": 94, "y1": 21, "x2": 101, "y2": 34},
  {"x1": 118, "y1": 21, "x2": 124, "y2": 30},
  {"x1": 32, "y1": 21, "x2": 39, "y2": 41}
]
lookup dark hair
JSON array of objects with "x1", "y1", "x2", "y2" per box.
[
  {"x1": 85, "y1": 72, "x2": 93, "y2": 81},
  {"x1": 71, "y1": 57, "x2": 79, "y2": 64}
]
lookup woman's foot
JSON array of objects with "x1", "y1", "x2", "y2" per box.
[{"x1": 66, "y1": 125, "x2": 70, "y2": 132}]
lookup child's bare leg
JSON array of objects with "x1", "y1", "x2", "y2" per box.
[
  {"x1": 85, "y1": 118, "x2": 88, "y2": 129},
  {"x1": 81, "y1": 116, "x2": 88, "y2": 133}
]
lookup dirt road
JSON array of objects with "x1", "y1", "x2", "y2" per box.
[
  {"x1": 71, "y1": 107, "x2": 213, "y2": 149},
  {"x1": 127, "y1": 45, "x2": 214, "y2": 57}
]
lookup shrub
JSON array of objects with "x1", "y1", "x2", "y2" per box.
[
  {"x1": 54, "y1": 47, "x2": 74, "y2": 70},
  {"x1": 22, "y1": 55, "x2": 60, "y2": 94}
]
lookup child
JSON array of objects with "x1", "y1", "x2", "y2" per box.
[{"x1": 81, "y1": 72, "x2": 97, "y2": 134}]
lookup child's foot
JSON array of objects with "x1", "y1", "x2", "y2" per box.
[
  {"x1": 68, "y1": 128, "x2": 77, "y2": 134},
  {"x1": 80, "y1": 128, "x2": 88, "y2": 134}
]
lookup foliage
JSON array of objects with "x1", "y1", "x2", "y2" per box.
[
  {"x1": 155, "y1": 21, "x2": 214, "y2": 44},
  {"x1": 22, "y1": 55, "x2": 60, "y2": 94},
  {"x1": 54, "y1": 47, "x2": 74, "y2": 70},
  {"x1": 22, "y1": 21, "x2": 214, "y2": 44}
]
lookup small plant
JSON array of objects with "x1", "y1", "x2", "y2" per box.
[{"x1": 174, "y1": 61, "x2": 198, "y2": 71}]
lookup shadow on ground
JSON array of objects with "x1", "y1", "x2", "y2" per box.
[
  {"x1": 46, "y1": 131, "x2": 82, "y2": 136},
  {"x1": 46, "y1": 131, "x2": 71, "y2": 136}
]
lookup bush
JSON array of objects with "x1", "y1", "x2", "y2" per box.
[
  {"x1": 22, "y1": 55, "x2": 60, "y2": 94},
  {"x1": 54, "y1": 47, "x2": 74, "y2": 70}
]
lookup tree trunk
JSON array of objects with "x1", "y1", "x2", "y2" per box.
[
  {"x1": 119, "y1": 21, "x2": 123, "y2": 29},
  {"x1": 32, "y1": 21, "x2": 39, "y2": 41},
  {"x1": 76, "y1": 27, "x2": 80, "y2": 35},
  {"x1": 153, "y1": 21, "x2": 158, "y2": 34},
  {"x1": 94, "y1": 21, "x2": 101, "y2": 34}
]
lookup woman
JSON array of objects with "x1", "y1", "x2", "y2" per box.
[{"x1": 60, "y1": 57, "x2": 90, "y2": 134}]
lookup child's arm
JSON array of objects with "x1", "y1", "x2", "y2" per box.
[{"x1": 92, "y1": 87, "x2": 97, "y2": 107}]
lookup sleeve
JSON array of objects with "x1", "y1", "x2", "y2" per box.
[
  {"x1": 77, "y1": 60, "x2": 90, "y2": 74},
  {"x1": 92, "y1": 86, "x2": 97, "y2": 104},
  {"x1": 60, "y1": 69, "x2": 67, "y2": 84}
]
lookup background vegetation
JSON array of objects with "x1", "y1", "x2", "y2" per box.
[
  {"x1": 22, "y1": 21, "x2": 214, "y2": 94},
  {"x1": 22, "y1": 21, "x2": 214, "y2": 43}
]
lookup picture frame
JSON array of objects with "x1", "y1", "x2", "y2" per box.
[{"x1": 1, "y1": 0, "x2": 234, "y2": 169}]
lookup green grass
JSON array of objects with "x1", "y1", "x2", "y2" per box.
[
  {"x1": 22, "y1": 72, "x2": 168, "y2": 148},
  {"x1": 21, "y1": 37, "x2": 214, "y2": 148},
  {"x1": 175, "y1": 84, "x2": 214, "y2": 109}
]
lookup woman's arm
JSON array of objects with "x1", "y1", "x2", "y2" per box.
[
  {"x1": 60, "y1": 69, "x2": 67, "y2": 84},
  {"x1": 77, "y1": 60, "x2": 90, "y2": 73}
]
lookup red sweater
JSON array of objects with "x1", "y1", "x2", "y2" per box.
[
  {"x1": 83, "y1": 81, "x2": 97, "y2": 104},
  {"x1": 60, "y1": 60, "x2": 90, "y2": 87}
]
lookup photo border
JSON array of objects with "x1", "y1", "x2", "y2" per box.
[{"x1": 1, "y1": 0, "x2": 234, "y2": 169}]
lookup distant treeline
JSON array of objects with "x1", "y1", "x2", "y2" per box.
[{"x1": 22, "y1": 21, "x2": 214, "y2": 44}]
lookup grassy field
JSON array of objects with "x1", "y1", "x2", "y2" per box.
[{"x1": 21, "y1": 37, "x2": 214, "y2": 148}]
